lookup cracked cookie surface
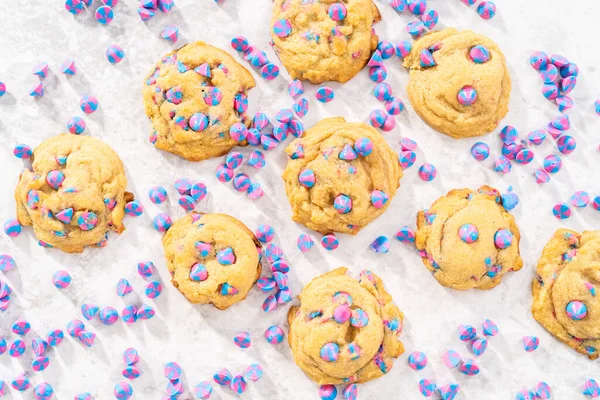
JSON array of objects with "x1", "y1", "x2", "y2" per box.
[
  {"x1": 14, "y1": 134, "x2": 132, "y2": 253},
  {"x1": 415, "y1": 185, "x2": 522, "y2": 290},
  {"x1": 271, "y1": 0, "x2": 381, "y2": 84},
  {"x1": 288, "y1": 267, "x2": 404, "y2": 384},
  {"x1": 532, "y1": 229, "x2": 600, "y2": 359},
  {"x1": 143, "y1": 41, "x2": 255, "y2": 161},
  {"x1": 282, "y1": 117, "x2": 402, "y2": 235},
  {"x1": 162, "y1": 212, "x2": 261, "y2": 310},
  {"x1": 403, "y1": 28, "x2": 511, "y2": 138}
]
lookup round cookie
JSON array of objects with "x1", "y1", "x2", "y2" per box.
[
  {"x1": 271, "y1": 0, "x2": 381, "y2": 84},
  {"x1": 143, "y1": 41, "x2": 255, "y2": 161},
  {"x1": 415, "y1": 186, "x2": 522, "y2": 290},
  {"x1": 403, "y1": 28, "x2": 511, "y2": 138},
  {"x1": 532, "y1": 229, "x2": 600, "y2": 360},
  {"x1": 14, "y1": 134, "x2": 132, "y2": 253},
  {"x1": 288, "y1": 267, "x2": 404, "y2": 384},
  {"x1": 282, "y1": 117, "x2": 402, "y2": 235},
  {"x1": 162, "y1": 212, "x2": 262, "y2": 310}
]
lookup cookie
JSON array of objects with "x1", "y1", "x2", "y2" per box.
[
  {"x1": 287, "y1": 267, "x2": 404, "y2": 384},
  {"x1": 403, "y1": 28, "x2": 511, "y2": 138},
  {"x1": 162, "y1": 212, "x2": 262, "y2": 310},
  {"x1": 282, "y1": 117, "x2": 402, "y2": 235},
  {"x1": 14, "y1": 134, "x2": 132, "y2": 253},
  {"x1": 415, "y1": 186, "x2": 522, "y2": 290},
  {"x1": 532, "y1": 229, "x2": 600, "y2": 359},
  {"x1": 271, "y1": 0, "x2": 381, "y2": 84},
  {"x1": 143, "y1": 41, "x2": 255, "y2": 161}
]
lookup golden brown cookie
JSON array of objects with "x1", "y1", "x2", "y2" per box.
[
  {"x1": 271, "y1": 0, "x2": 381, "y2": 84},
  {"x1": 532, "y1": 229, "x2": 600, "y2": 360},
  {"x1": 288, "y1": 267, "x2": 404, "y2": 384},
  {"x1": 415, "y1": 186, "x2": 522, "y2": 290},
  {"x1": 14, "y1": 134, "x2": 132, "y2": 253},
  {"x1": 143, "y1": 41, "x2": 255, "y2": 161},
  {"x1": 282, "y1": 117, "x2": 402, "y2": 235},
  {"x1": 403, "y1": 28, "x2": 511, "y2": 138},
  {"x1": 162, "y1": 212, "x2": 261, "y2": 310}
]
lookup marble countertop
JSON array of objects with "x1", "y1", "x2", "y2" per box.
[{"x1": 1, "y1": 0, "x2": 599, "y2": 398}]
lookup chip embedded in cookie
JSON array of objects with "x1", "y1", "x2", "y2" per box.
[
  {"x1": 271, "y1": 0, "x2": 381, "y2": 84},
  {"x1": 162, "y1": 212, "x2": 262, "y2": 310},
  {"x1": 532, "y1": 229, "x2": 600, "y2": 360},
  {"x1": 403, "y1": 28, "x2": 511, "y2": 138},
  {"x1": 287, "y1": 267, "x2": 404, "y2": 384},
  {"x1": 415, "y1": 185, "x2": 523, "y2": 290},
  {"x1": 143, "y1": 41, "x2": 255, "y2": 161},
  {"x1": 14, "y1": 134, "x2": 133, "y2": 253},
  {"x1": 282, "y1": 117, "x2": 402, "y2": 235}
]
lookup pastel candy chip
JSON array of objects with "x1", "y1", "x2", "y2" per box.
[
  {"x1": 99, "y1": 306, "x2": 119, "y2": 325},
  {"x1": 137, "y1": 261, "x2": 154, "y2": 278},
  {"x1": 328, "y1": 3, "x2": 347, "y2": 21},
  {"x1": 288, "y1": 79, "x2": 304, "y2": 97},
  {"x1": 30, "y1": 82, "x2": 44, "y2": 97},
  {"x1": 500, "y1": 125, "x2": 518, "y2": 144},
  {"x1": 515, "y1": 148, "x2": 534, "y2": 164},
  {"x1": 320, "y1": 342, "x2": 340, "y2": 362},
  {"x1": 161, "y1": 24, "x2": 179, "y2": 42},
  {"x1": 298, "y1": 169, "x2": 316, "y2": 188},
  {"x1": 522, "y1": 335, "x2": 539, "y2": 352},
  {"x1": 220, "y1": 282, "x2": 238, "y2": 295},
  {"x1": 11, "y1": 374, "x2": 30, "y2": 391},
  {"x1": 583, "y1": 379, "x2": 600, "y2": 397},
  {"x1": 369, "y1": 109, "x2": 387, "y2": 128},
  {"x1": 264, "y1": 325, "x2": 284, "y2": 344},
  {"x1": 4, "y1": 219, "x2": 22, "y2": 237},
  {"x1": 373, "y1": 82, "x2": 392, "y2": 101},
  {"x1": 234, "y1": 332, "x2": 251, "y2": 348},
  {"x1": 12, "y1": 319, "x2": 31, "y2": 335},
  {"x1": 401, "y1": 138, "x2": 418, "y2": 151},
  {"x1": 297, "y1": 233, "x2": 314, "y2": 252},
  {"x1": 385, "y1": 97, "x2": 405, "y2": 115},
  {"x1": 407, "y1": 351, "x2": 427, "y2": 370},
  {"x1": 334, "y1": 194, "x2": 352, "y2": 214},
  {"x1": 80, "y1": 95, "x2": 99, "y2": 114},
  {"x1": 67, "y1": 116, "x2": 86, "y2": 134},
  {"x1": 407, "y1": 0, "x2": 427, "y2": 15},
  {"x1": 350, "y1": 308, "x2": 369, "y2": 327},
  {"x1": 65, "y1": 0, "x2": 84, "y2": 14},
  {"x1": 321, "y1": 233, "x2": 339, "y2": 250},
  {"x1": 419, "y1": 379, "x2": 437, "y2": 397},
  {"x1": 9, "y1": 339, "x2": 26, "y2": 357},
  {"x1": 419, "y1": 49, "x2": 436, "y2": 67},
  {"x1": 81, "y1": 303, "x2": 99, "y2": 320},
  {"x1": 216, "y1": 247, "x2": 236, "y2": 265},
  {"x1": 459, "y1": 358, "x2": 480, "y2": 376},
  {"x1": 470, "y1": 45, "x2": 490, "y2": 63},
  {"x1": 561, "y1": 76, "x2": 577, "y2": 93},
  {"x1": 477, "y1": 1, "x2": 496, "y2": 19},
  {"x1": 316, "y1": 86, "x2": 334, "y2": 103},
  {"x1": 353, "y1": 137, "x2": 373, "y2": 156},
  {"x1": 471, "y1": 142, "x2": 490, "y2": 160},
  {"x1": 370, "y1": 236, "x2": 390, "y2": 253},
  {"x1": 530, "y1": 51, "x2": 549, "y2": 70},
  {"x1": 190, "y1": 263, "x2": 208, "y2": 281},
  {"x1": 442, "y1": 349, "x2": 462, "y2": 368},
  {"x1": 78, "y1": 211, "x2": 98, "y2": 231},
  {"x1": 125, "y1": 200, "x2": 143, "y2": 216},
  {"x1": 114, "y1": 382, "x2": 133, "y2": 400},
  {"x1": 557, "y1": 135, "x2": 576, "y2": 154},
  {"x1": 164, "y1": 361, "x2": 182, "y2": 380},
  {"x1": 343, "y1": 384, "x2": 358, "y2": 400},
  {"x1": 273, "y1": 19, "x2": 292, "y2": 37},
  {"x1": 95, "y1": 5, "x2": 114, "y2": 24},
  {"x1": 230, "y1": 375, "x2": 247, "y2": 395},
  {"x1": 370, "y1": 190, "x2": 388, "y2": 208},
  {"x1": 494, "y1": 156, "x2": 512, "y2": 173},
  {"x1": 158, "y1": 0, "x2": 174, "y2": 12},
  {"x1": 53, "y1": 270, "x2": 71, "y2": 289},
  {"x1": 437, "y1": 384, "x2": 460, "y2": 400},
  {"x1": 396, "y1": 40, "x2": 412, "y2": 58},
  {"x1": 543, "y1": 82, "x2": 558, "y2": 99},
  {"x1": 482, "y1": 319, "x2": 499, "y2": 336},
  {"x1": 189, "y1": 112, "x2": 209, "y2": 132},
  {"x1": 214, "y1": 368, "x2": 232, "y2": 386},
  {"x1": 32, "y1": 356, "x2": 50, "y2": 372},
  {"x1": 516, "y1": 389, "x2": 535, "y2": 400},
  {"x1": 248, "y1": 150, "x2": 266, "y2": 169},
  {"x1": 494, "y1": 229, "x2": 513, "y2": 249},
  {"x1": 470, "y1": 338, "x2": 488, "y2": 356},
  {"x1": 540, "y1": 64, "x2": 558, "y2": 83},
  {"x1": 570, "y1": 191, "x2": 590, "y2": 208},
  {"x1": 553, "y1": 203, "x2": 571, "y2": 219},
  {"x1": 566, "y1": 300, "x2": 587, "y2": 320},
  {"x1": 0, "y1": 82, "x2": 5, "y2": 97},
  {"x1": 528, "y1": 129, "x2": 546, "y2": 145},
  {"x1": 459, "y1": 324, "x2": 476, "y2": 341},
  {"x1": 396, "y1": 226, "x2": 415, "y2": 243},
  {"x1": 194, "y1": 381, "x2": 213, "y2": 399},
  {"x1": 377, "y1": 41, "x2": 395, "y2": 59},
  {"x1": 535, "y1": 169, "x2": 551, "y2": 184},
  {"x1": 421, "y1": 9, "x2": 438, "y2": 29},
  {"x1": 556, "y1": 95, "x2": 573, "y2": 112},
  {"x1": 138, "y1": 6, "x2": 155, "y2": 21},
  {"x1": 458, "y1": 86, "x2": 477, "y2": 106},
  {"x1": 399, "y1": 151, "x2": 416, "y2": 168},
  {"x1": 116, "y1": 278, "x2": 132, "y2": 296},
  {"x1": 13, "y1": 144, "x2": 33, "y2": 159},
  {"x1": 418, "y1": 163, "x2": 437, "y2": 181}
]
